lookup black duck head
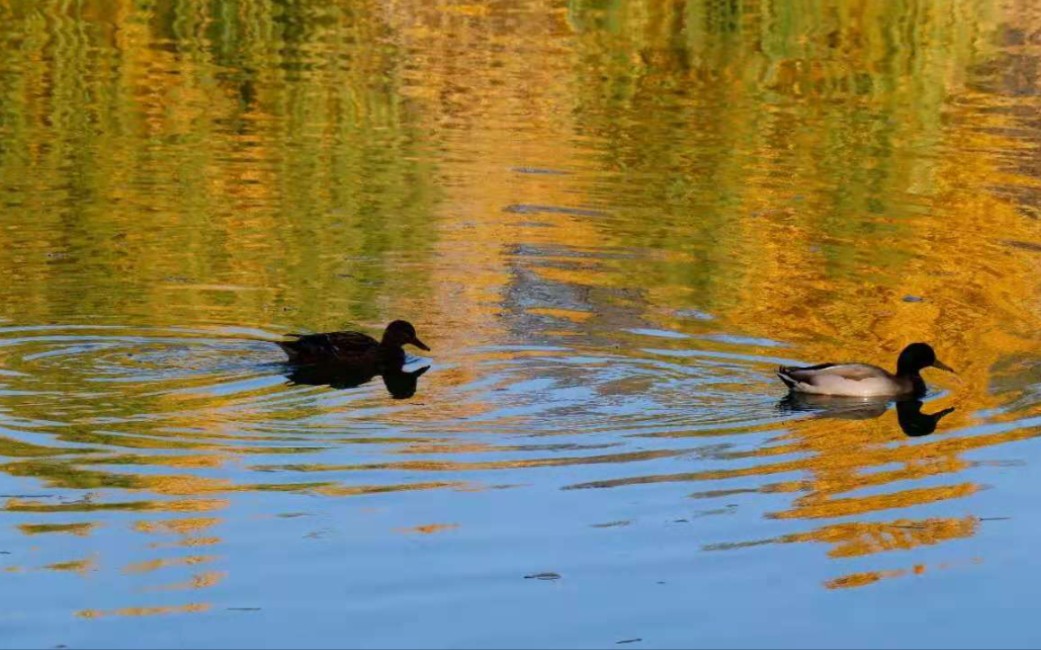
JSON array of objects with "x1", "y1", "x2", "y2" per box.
[{"x1": 382, "y1": 320, "x2": 430, "y2": 351}]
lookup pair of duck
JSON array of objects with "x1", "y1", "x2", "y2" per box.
[{"x1": 280, "y1": 321, "x2": 954, "y2": 399}]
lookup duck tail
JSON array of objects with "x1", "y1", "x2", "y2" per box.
[
  {"x1": 776, "y1": 366, "x2": 798, "y2": 389},
  {"x1": 277, "y1": 340, "x2": 303, "y2": 361}
]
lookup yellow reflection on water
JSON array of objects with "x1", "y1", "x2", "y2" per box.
[
  {"x1": 77, "y1": 603, "x2": 211, "y2": 619},
  {"x1": 397, "y1": 523, "x2": 460, "y2": 535},
  {"x1": 0, "y1": 0, "x2": 1041, "y2": 625},
  {"x1": 18, "y1": 522, "x2": 97, "y2": 536}
]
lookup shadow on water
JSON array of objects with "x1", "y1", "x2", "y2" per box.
[
  {"x1": 284, "y1": 362, "x2": 431, "y2": 399},
  {"x1": 778, "y1": 392, "x2": 956, "y2": 437}
]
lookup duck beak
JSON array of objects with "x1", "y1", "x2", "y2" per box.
[
  {"x1": 932, "y1": 359, "x2": 956, "y2": 373},
  {"x1": 411, "y1": 336, "x2": 430, "y2": 352}
]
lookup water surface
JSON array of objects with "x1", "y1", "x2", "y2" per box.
[{"x1": 3, "y1": 0, "x2": 1041, "y2": 647}]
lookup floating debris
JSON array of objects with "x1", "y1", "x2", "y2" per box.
[
  {"x1": 590, "y1": 520, "x2": 631, "y2": 528},
  {"x1": 509, "y1": 167, "x2": 571, "y2": 176},
  {"x1": 503, "y1": 203, "x2": 607, "y2": 217},
  {"x1": 524, "y1": 572, "x2": 561, "y2": 581}
]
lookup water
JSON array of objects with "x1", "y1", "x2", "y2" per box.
[{"x1": 2, "y1": 0, "x2": 1041, "y2": 647}]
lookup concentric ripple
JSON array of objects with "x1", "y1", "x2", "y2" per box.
[
  {"x1": 0, "y1": 320, "x2": 1022, "y2": 601},
  {"x1": 0, "y1": 324, "x2": 795, "y2": 507}
]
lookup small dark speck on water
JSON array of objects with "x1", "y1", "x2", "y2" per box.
[
  {"x1": 524, "y1": 572, "x2": 561, "y2": 580},
  {"x1": 616, "y1": 638, "x2": 642, "y2": 645},
  {"x1": 227, "y1": 607, "x2": 261, "y2": 612},
  {"x1": 591, "y1": 520, "x2": 630, "y2": 528},
  {"x1": 502, "y1": 203, "x2": 607, "y2": 218},
  {"x1": 903, "y1": 295, "x2": 925, "y2": 303},
  {"x1": 510, "y1": 166, "x2": 571, "y2": 176}
]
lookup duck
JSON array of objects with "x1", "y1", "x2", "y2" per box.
[
  {"x1": 777, "y1": 342, "x2": 954, "y2": 397},
  {"x1": 278, "y1": 320, "x2": 430, "y2": 367}
]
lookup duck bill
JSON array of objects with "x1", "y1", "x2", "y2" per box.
[
  {"x1": 932, "y1": 359, "x2": 956, "y2": 373},
  {"x1": 411, "y1": 337, "x2": 431, "y2": 352}
]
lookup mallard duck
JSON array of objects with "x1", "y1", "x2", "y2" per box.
[
  {"x1": 278, "y1": 320, "x2": 430, "y2": 367},
  {"x1": 777, "y1": 342, "x2": 954, "y2": 397}
]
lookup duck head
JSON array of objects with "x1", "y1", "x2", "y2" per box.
[
  {"x1": 381, "y1": 320, "x2": 430, "y2": 351},
  {"x1": 896, "y1": 342, "x2": 954, "y2": 377}
]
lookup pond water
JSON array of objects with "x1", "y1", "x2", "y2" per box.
[{"x1": 3, "y1": 1, "x2": 1041, "y2": 647}]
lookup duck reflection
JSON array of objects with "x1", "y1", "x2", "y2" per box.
[
  {"x1": 284, "y1": 362, "x2": 430, "y2": 399},
  {"x1": 895, "y1": 399, "x2": 955, "y2": 437},
  {"x1": 778, "y1": 393, "x2": 954, "y2": 437}
]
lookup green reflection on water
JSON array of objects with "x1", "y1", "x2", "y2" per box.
[{"x1": 1, "y1": 0, "x2": 1041, "y2": 634}]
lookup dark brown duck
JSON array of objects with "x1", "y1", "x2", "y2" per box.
[{"x1": 278, "y1": 320, "x2": 430, "y2": 367}]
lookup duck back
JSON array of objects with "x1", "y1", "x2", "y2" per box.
[
  {"x1": 778, "y1": 363, "x2": 912, "y2": 397},
  {"x1": 278, "y1": 331, "x2": 381, "y2": 365}
]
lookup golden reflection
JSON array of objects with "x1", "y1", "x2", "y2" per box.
[
  {"x1": 149, "y1": 537, "x2": 221, "y2": 550},
  {"x1": 123, "y1": 555, "x2": 216, "y2": 575},
  {"x1": 44, "y1": 557, "x2": 98, "y2": 574},
  {"x1": 144, "y1": 570, "x2": 228, "y2": 592},
  {"x1": 3, "y1": 498, "x2": 229, "y2": 513},
  {"x1": 0, "y1": 0, "x2": 1038, "y2": 625},
  {"x1": 397, "y1": 523, "x2": 460, "y2": 535},
  {"x1": 810, "y1": 517, "x2": 979, "y2": 558},
  {"x1": 133, "y1": 517, "x2": 222, "y2": 536},
  {"x1": 77, "y1": 603, "x2": 210, "y2": 618},
  {"x1": 136, "y1": 516, "x2": 223, "y2": 551},
  {"x1": 825, "y1": 557, "x2": 984, "y2": 590},
  {"x1": 18, "y1": 522, "x2": 96, "y2": 536}
]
